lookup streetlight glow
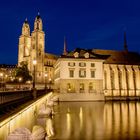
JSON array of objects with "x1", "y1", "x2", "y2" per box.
[
  {"x1": 19, "y1": 77, "x2": 22, "y2": 82},
  {"x1": 33, "y1": 60, "x2": 37, "y2": 65},
  {"x1": 0, "y1": 73, "x2": 3, "y2": 77}
]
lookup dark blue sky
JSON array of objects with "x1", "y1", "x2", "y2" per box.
[{"x1": 0, "y1": 0, "x2": 140, "y2": 64}]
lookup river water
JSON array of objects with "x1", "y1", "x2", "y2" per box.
[{"x1": 48, "y1": 102, "x2": 140, "y2": 140}]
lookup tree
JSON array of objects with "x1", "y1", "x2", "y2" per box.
[{"x1": 15, "y1": 62, "x2": 32, "y2": 83}]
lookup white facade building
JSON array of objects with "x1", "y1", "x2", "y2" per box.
[{"x1": 54, "y1": 48, "x2": 108, "y2": 100}]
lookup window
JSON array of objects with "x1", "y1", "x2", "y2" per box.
[
  {"x1": 91, "y1": 63, "x2": 95, "y2": 67},
  {"x1": 118, "y1": 70, "x2": 122, "y2": 89},
  {"x1": 79, "y1": 62, "x2": 86, "y2": 67},
  {"x1": 79, "y1": 69, "x2": 86, "y2": 77},
  {"x1": 110, "y1": 69, "x2": 115, "y2": 89},
  {"x1": 89, "y1": 82, "x2": 94, "y2": 93},
  {"x1": 104, "y1": 71, "x2": 107, "y2": 89},
  {"x1": 69, "y1": 69, "x2": 74, "y2": 77},
  {"x1": 68, "y1": 62, "x2": 75, "y2": 67},
  {"x1": 32, "y1": 44, "x2": 35, "y2": 49},
  {"x1": 67, "y1": 83, "x2": 71, "y2": 92},
  {"x1": 67, "y1": 83, "x2": 75, "y2": 93},
  {"x1": 38, "y1": 49, "x2": 41, "y2": 56},
  {"x1": 79, "y1": 83, "x2": 84, "y2": 93},
  {"x1": 91, "y1": 70, "x2": 95, "y2": 78}
]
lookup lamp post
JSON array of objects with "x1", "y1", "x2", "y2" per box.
[
  {"x1": 45, "y1": 73, "x2": 48, "y2": 90},
  {"x1": 33, "y1": 60, "x2": 37, "y2": 89}
]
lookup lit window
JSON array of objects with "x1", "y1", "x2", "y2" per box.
[
  {"x1": 89, "y1": 82, "x2": 93, "y2": 90},
  {"x1": 91, "y1": 70, "x2": 95, "y2": 78},
  {"x1": 80, "y1": 83, "x2": 84, "y2": 90},
  {"x1": 79, "y1": 83, "x2": 84, "y2": 93},
  {"x1": 69, "y1": 69, "x2": 74, "y2": 77},
  {"x1": 79, "y1": 69, "x2": 86, "y2": 77},
  {"x1": 79, "y1": 62, "x2": 86, "y2": 67},
  {"x1": 67, "y1": 83, "x2": 74, "y2": 92}
]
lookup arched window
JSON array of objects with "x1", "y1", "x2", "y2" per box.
[
  {"x1": 104, "y1": 71, "x2": 107, "y2": 90},
  {"x1": 110, "y1": 69, "x2": 115, "y2": 89},
  {"x1": 89, "y1": 82, "x2": 93, "y2": 93},
  {"x1": 118, "y1": 70, "x2": 122, "y2": 90}
]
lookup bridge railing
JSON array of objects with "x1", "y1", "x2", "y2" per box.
[{"x1": 0, "y1": 89, "x2": 49, "y2": 105}]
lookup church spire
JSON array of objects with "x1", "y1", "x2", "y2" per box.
[
  {"x1": 22, "y1": 18, "x2": 30, "y2": 35},
  {"x1": 25, "y1": 18, "x2": 28, "y2": 23},
  {"x1": 124, "y1": 31, "x2": 128, "y2": 52},
  {"x1": 34, "y1": 12, "x2": 43, "y2": 30},
  {"x1": 63, "y1": 36, "x2": 67, "y2": 55}
]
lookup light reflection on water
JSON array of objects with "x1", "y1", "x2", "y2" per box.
[{"x1": 50, "y1": 102, "x2": 140, "y2": 140}]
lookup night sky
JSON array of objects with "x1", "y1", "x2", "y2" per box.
[{"x1": 0, "y1": 0, "x2": 140, "y2": 64}]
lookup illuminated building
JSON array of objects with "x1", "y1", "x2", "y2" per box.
[
  {"x1": 54, "y1": 33, "x2": 140, "y2": 100},
  {"x1": 18, "y1": 13, "x2": 57, "y2": 84},
  {"x1": 18, "y1": 14, "x2": 140, "y2": 100}
]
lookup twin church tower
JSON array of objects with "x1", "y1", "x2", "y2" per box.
[{"x1": 18, "y1": 13, "x2": 54, "y2": 83}]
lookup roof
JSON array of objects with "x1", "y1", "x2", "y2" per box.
[
  {"x1": 45, "y1": 53, "x2": 58, "y2": 59},
  {"x1": 93, "y1": 49, "x2": 140, "y2": 65},
  {"x1": 61, "y1": 48, "x2": 109, "y2": 60}
]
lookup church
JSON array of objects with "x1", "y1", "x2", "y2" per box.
[
  {"x1": 18, "y1": 14, "x2": 140, "y2": 100},
  {"x1": 18, "y1": 13, "x2": 57, "y2": 86}
]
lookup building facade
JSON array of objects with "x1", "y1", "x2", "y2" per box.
[
  {"x1": 18, "y1": 14, "x2": 57, "y2": 84},
  {"x1": 94, "y1": 49, "x2": 140, "y2": 99},
  {"x1": 54, "y1": 47, "x2": 140, "y2": 100},
  {"x1": 54, "y1": 48, "x2": 107, "y2": 94}
]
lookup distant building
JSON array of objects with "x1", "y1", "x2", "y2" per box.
[
  {"x1": 0, "y1": 64, "x2": 16, "y2": 83},
  {"x1": 18, "y1": 13, "x2": 57, "y2": 84}
]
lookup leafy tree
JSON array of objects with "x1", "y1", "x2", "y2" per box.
[{"x1": 15, "y1": 62, "x2": 32, "y2": 83}]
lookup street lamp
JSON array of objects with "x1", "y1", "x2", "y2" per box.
[
  {"x1": 0, "y1": 73, "x2": 3, "y2": 82},
  {"x1": 18, "y1": 77, "x2": 22, "y2": 89},
  {"x1": 45, "y1": 73, "x2": 48, "y2": 90},
  {"x1": 33, "y1": 60, "x2": 37, "y2": 89}
]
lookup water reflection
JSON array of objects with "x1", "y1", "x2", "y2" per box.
[
  {"x1": 104, "y1": 102, "x2": 140, "y2": 140},
  {"x1": 52, "y1": 102, "x2": 140, "y2": 140}
]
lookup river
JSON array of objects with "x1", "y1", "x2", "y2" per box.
[{"x1": 48, "y1": 101, "x2": 140, "y2": 140}]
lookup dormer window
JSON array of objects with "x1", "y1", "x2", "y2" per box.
[
  {"x1": 74, "y1": 52, "x2": 79, "y2": 58},
  {"x1": 84, "y1": 52, "x2": 89, "y2": 58}
]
